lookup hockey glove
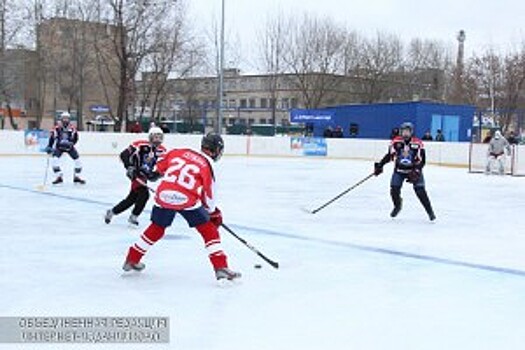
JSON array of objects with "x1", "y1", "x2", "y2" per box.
[
  {"x1": 373, "y1": 162, "x2": 383, "y2": 176},
  {"x1": 45, "y1": 146, "x2": 53, "y2": 155},
  {"x1": 407, "y1": 168, "x2": 421, "y2": 184},
  {"x1": 210, "y1": 208, "x2": 223, "y2": 227},
  {"x1": 126, "y1": 166, "x2": 137, "y2": 180}
]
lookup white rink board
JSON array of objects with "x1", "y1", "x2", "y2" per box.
[{"x1": 2, "y1": 130, "x2": 471, "y2": 167}]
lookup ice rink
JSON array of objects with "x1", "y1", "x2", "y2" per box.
[{"x1": 1, "y1": 154, "x2": 525, "y2": 349}]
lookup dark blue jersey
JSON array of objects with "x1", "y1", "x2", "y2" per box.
[
  {"x1": 120, "y1": 140, "x2": 166, "y2": 178},
  {"x1": 380, "y1": 136, "x2": 426, "y2": 173},
  {"x1": 48, "y1": 125, "x2": 78, "y2": 151}
]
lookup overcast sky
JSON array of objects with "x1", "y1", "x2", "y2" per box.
[{"x1": 188, "y1": 0, "x2": 525, "y2": 73}]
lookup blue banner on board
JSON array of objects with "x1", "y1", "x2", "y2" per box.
[
  {"x1": 290, "y1": 137, "x2": 327, "y2": 156},
  {"x1": 24, "y1": 129, "x2": 50, "y2": 153}
]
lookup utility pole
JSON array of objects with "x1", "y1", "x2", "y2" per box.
[{"x1": 217, "y1": 0, "x2": 225, "y2": 134}]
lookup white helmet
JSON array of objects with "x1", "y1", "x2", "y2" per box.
[
  {"x1": 494, "y1": 130, "x2": 502, "y2": 139},
  {"x1": 148, "y1": 127, "x2": 164, "y2": 146},
  {"x1": 61, "y1": 111, "x2": 71, "y2": 119}
]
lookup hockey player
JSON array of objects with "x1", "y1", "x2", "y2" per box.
[
  {"x1": 373, "y1": 122, "x2": 436, "y2": 221},
  {"x1": 122, "y1": 132, "x2": 241, "y2": 281},
  {"x1": 105, "y1": 127, "x2": 166, "y2": 226},
  {"x1": 485, "y1": 130, "x2": 511, "y2": 175},
  {"x1": 45, "y1": 112, "x2": 85, "y2": 184}
]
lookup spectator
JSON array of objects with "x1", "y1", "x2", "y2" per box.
[
  {"x1": 160, "y1": 123, "x2": 171, "y2": 134},
  {"x1": 129, "y1": 121, "x2": 142, "y2": 133},
  {"x1": 482, "y1": 131, "x2": 493, "y2": 144},
  {"x1": 323, "y1": 126, "x2": 333, "y2": 138},
  {"x1": 507, "y1": 131, "x2": 518, "y2": 145},
  {"x1": 390, "y1": 127, "x2": 399, "y2": 140},
  {"x1": 332, "y1": 125, "x2": 344, "y2": 138},
  {"x1": 421, "y1": 130, "x2": 433, "y2": 141},
  {"x1": 435, "y1": 129, "x2": 445, "y2": 142}
]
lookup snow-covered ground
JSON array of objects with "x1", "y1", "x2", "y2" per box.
[{"x1": 1, "y1": 155, "x2": 525, "y2": 350}]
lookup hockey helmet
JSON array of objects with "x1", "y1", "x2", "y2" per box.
[
  {"x1": 60, "y1": 111, "x2": 71, "y2": 127},
  {"x1": 201, "y1": 132, "x2": 224, "y2": 162},
  {"x1": 148, "y1": 126, "x2": 164, "y2": 146},
  {"x1": 400, "y1": 122, "x2": 414, "y2": 139}
]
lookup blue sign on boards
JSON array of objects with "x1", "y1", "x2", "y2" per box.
[
  {"x1": 24, "y1": 129, "x2": 50, "y2": 153},
  {"x1": 90, "y1": 105, "x2": 110, "y2": 113},
  {"x1": 290, "y1": 109, "x2": 334, "y2": 122},
  {"x1": 290, "y1": 137, "x2": 327, "y2": 156}
]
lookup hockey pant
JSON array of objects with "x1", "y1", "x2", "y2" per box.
[{"x1": 486, "y1": 154, "x2": 505, "y2": 174}]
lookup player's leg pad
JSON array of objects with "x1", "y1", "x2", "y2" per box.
[
  {"x1": 131, "y1": 186, "x2": 150, "y2": 216},
  {"x1": 196, "y1": 221, "x2": 228, "y2": 270},
  {"x1": 125, "y1": 223, "x2": 166, "y2": 265},
  {"x1": 113, "y1": 190, "x2": 139, "y2": 215},
  {"x1": 414, "y1": 187, "x2": 436, "y2": 221},
  {"x1": 390, "y1": 186, "x2": 402, "y2": 217}
]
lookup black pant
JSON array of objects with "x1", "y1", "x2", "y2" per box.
[{"x1": 112, "y1": 186, "x2": 149, "y2": 216}]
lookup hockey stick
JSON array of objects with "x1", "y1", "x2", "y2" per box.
[
  {"x1": 36, "y1": 156, "x2": 51, "y2": 191},
  {"x1": 221, "y1": 223, "x2": 279, "y2": 269},
  {"x1": 135, "y1": 178, "x2": 155, "y2": 193},
  {"x1": 304, "y1": 173, "x2": 375, "y2": 214}
]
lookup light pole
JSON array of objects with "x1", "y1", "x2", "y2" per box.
[{"x1": 217, "y1": 0, "x2": 225, "y2": 134}]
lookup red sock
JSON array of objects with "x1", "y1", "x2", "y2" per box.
[
  {"x1": 196, "y1": 221, "x2": 228, "y2": 269},
  {"x1": 126, "y1": 223, "x2": 165, "y2": 263}
]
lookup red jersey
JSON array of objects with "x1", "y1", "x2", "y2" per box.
[{"x1": 154, "y1": 148, "x2": 217, "y2": 212}]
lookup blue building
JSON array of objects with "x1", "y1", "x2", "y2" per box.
[{"x1": 291, "y1": 101, "x2": 476, "y2": 142}]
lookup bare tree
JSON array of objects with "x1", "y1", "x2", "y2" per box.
[
  {"x1": 258, "y1": 13, "x2": 287, "y2": 125},
  {"x1": 350, "y1": 32, "x2": 404, "y2": 103},
  {"x1": 138, "y1": 1, "x2": 205, "y2": 123},
  {"x1": 0, "y1": 0, "x2": 31, "y2": 129},
  {"x1": 401, "y1": 38, "x2": 451, "y2": 101},
  {"x1": 465, "y1": 47, "x2": 525, "y2": 132},
  {"x1": 281, "y1": 14, "x2": 347, "y2": 109},
  {"x1": 93, "y1": 0, "x2": 177, "y2": 132}
]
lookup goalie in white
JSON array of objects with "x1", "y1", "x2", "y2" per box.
[{"x1": 485, "y1": 130, "x2": 511, "y2": 175}]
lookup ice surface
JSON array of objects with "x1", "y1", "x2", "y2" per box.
[{"x1": 1, "y1": 155, "x2": 525, "y2": 349}]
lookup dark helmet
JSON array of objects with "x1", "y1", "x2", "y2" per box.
[
  {"x1": 400, "y1": 122, "x2": 413, "y2": 132},
  {"x1": 201, "y1": 132, "x2": 224, "y2": 162},
  {"x1": 400, "y1": 122, "x2": 414, "y2": 139}
]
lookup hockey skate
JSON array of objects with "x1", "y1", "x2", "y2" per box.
[
  {"x1": 104, "y1": 209, "x2": 114, "y2": 224},
  {"x1": 74, "y1": 176, "x2": 86, "y2": 185},
  {"x1": 52, "y1": 176, "x2": 63, "y2": 185},
  {"x1": 122, "y1": 261, "x2": 145, "y2": 272},
  {"x1": 215, "y1": 268, "x2": 242, "y2": 281},
  {"x1": 390, "y1": 199, "x2": 403, "y2": 218},
  {"x1": 128, "y1": 214, "x2": 139, "y2": 227}
]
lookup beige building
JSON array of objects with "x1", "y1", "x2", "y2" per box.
[
  {"x1": 36, "y1": 17, "x2": 120, "y2": 130},
  {"x1": 136, "y1": 69, "x2": 363, "y2": 131}
]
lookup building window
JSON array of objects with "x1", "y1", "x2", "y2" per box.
[
  {"x1": 248, "y1": 118, "x2": 255, "y2": 125},
  {"x1": 249, "y1": 98, "x2": 256, "y2": 108},
  {"x1": 281, "y1": 98, "x2": 290, "y2": 110},
  {"x1": 239, "y1": 118, "x2": 247, "y2": 125},
  {"x1": 240, "y1": 99, "x2": 247, "y2": 108},
  {"x1": 228, "y1": 118, "x2": 235, "y2": 126},
  {"x1": 229, "y1": 99, "x2": 236, "y2": 108},
  {"x1": 259, "y1": 118, "x2": 267, "y2": 124},
  {"x1": 290, "y1": 98, "x2": 298, "y2": 108},
  {"x1": 270, "y1": 98, "x2": 276, "y2": 109},
  {"x1": 260, "y1": 98, "x2": 268, "y2": 108}
]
